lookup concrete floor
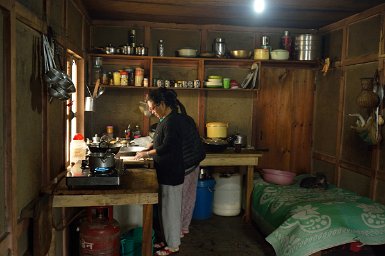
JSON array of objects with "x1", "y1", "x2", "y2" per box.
[
  {"x1": 177, "y1": 214, "x2": 275, "y2": 256},
  {"x1": 175, "y1": 214, "x2": 385, "y2": 256}
]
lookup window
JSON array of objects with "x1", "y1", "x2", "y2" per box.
[
  {"x1": 0, "y1": 7, "x2": 6, "y2": 236},
  {"x1": 65, "y1": 52, "x2": 84, "y2": 165}
]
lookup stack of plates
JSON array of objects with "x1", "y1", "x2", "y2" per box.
[{"x1": 204, "y1": 76, "x2": 223, "y2": 88}]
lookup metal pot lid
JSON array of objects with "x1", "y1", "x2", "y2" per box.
[{"x1": 206, "y1": 122, "x2": 228, "y2": 127}]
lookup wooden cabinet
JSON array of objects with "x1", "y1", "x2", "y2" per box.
[{"x1": 254, "y1": 62, "x2": 317, "y2": 172}]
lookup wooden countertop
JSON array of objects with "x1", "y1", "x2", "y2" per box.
[
  {"x1": 201, "y1": 149, "x2": 262, "y2": 166},
  {"x1": 52, "y1": 168, "x2": 158, "y2": 208}
]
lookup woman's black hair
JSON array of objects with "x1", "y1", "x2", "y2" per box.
[{"x1": 148, "y1": 87, "x2": 187, "y2": 115}]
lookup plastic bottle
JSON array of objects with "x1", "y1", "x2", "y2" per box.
[
  {"x1": 70, "y1": 133, "x2": 88, "y2": 165},
  {"x1": 157, "y1": 39, "x2": 164, "y2": 56}
]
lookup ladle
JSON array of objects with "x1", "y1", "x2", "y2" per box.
[{"x1": 96, "y1": 86, "x2": 105, "y2": 98}]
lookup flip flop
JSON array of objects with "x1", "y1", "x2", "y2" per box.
[
  {"x1": 154, "y1": 242, "x2": 166, "y2": 250},
  {"x1": 154, "y1": 246, "x2": 179, "y2": 255}
]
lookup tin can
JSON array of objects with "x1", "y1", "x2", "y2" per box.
[{"x1": 165, "y1": 80, "x2": 170, "y2": 87}]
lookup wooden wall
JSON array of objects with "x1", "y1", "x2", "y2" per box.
[
  {"x1": 0, "y1": 0, "x2": 89, "y2": 255},
  {"x1": 314, "y1": 7, "x2": 385, "y2": 201}
]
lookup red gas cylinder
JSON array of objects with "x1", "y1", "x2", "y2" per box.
[{"x1": 79, "y1": 206, "x2": 120, "y2": 255}]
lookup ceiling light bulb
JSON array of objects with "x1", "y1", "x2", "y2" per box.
[{"x1": 253, "y1": 0, "x2": 265, "y2": 13}]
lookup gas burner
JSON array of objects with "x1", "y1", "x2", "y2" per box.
[{"x1": 66, "y1": 160, "x2": 121, "y2": 188}]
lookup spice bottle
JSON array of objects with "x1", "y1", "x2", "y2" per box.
[
  {"x1": 157, "y1": 39, "x2": 164, "y2": 56},
  {"x1": 120, "y1": 70, "x2": 128, "y2": 86}
]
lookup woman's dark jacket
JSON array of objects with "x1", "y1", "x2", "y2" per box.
[
  {"x1": 152, "y1": 111, "x2": 185, "y2": 185},
  {"x1": 179, "y1": 113, "x2": 206, "y2": 172}
]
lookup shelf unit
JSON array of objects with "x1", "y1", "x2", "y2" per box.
[{"x1": 89, "y1": 53, "x2": 318, "y2": 90}]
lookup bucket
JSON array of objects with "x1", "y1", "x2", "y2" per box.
[
  {"x1": 295, "y1": 34, "x2": 320, "y2": 60},
  {"x1": 213, "y1": 173, "x2": 242, "y2": 216},
  {"x1": 192, "y1": 179, "x2": 216, "y2": 220},
  {"x1": 121, "y1": 227, "x2": 155, "y2": 256}
]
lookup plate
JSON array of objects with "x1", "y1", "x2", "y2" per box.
[{"x1": 205, "y1": 84, "x2": 223, "y2": 88}]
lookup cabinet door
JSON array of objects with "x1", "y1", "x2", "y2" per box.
[{"x1": 255, "y1": 67, "x2": 314, "y2": 172}]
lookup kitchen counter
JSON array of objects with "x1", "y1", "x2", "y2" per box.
[{"x1": 52, "y1": 168, "x2": 158, "y2": 256}]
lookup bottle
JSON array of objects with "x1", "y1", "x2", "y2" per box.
[
  {"x1": 157, "y1": 39, "x2": 164, "y2": 56},
  {"x1": 133, "y1": 125, "x2": 141, "y2": 138},
  {"x1": 125, "y1": 125, "x2": 131, "y2": 140},
  {"x1": 281, "y1": 30, "x2": 292, "y2": 58},
  {"x1": 70, "y1": 133, "x2": 88, "y2": 165},
  {"x1": 106, "y1": 125, "x2": 114, "y2": 139},
  {"x1": 128, "y1": 29, "x2": 136, "y2": 48}
]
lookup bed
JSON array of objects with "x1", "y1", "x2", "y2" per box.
[{"x1": 251, "y1": 174, "x2": 385, "y2": 256}]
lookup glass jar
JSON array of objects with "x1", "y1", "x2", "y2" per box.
[
  {"x1": 120, "y1": 71, "x2": 128, "y2": 86},
  {"x1": 125, "y1": 68, "x2": 135, "y2": 86},
  {"x1": 135, "y1": 67, "x2": 144, "y2": 87}
]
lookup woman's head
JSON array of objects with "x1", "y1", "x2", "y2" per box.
[{"x1": 147, "y1": 88, "x2": 178, "y2": 118}]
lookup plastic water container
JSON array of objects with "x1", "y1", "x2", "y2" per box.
[
  {"x1": 213, "y1": 173, "x2": 242, "y2": 216},
  {"x1": 70, "y1": 133, "x2": 88, "y2": 165},
  {"x1": 192, "y1": 179, "x2": 216, "y2": 220}
]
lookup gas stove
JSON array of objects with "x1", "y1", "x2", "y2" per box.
[{"x1": 66, "y1": 159, "x2": 122, "y2": 188}]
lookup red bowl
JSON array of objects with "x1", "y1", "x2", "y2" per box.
[{"x1": 262, "y1": 169, "x2": 295, "y2": 185}]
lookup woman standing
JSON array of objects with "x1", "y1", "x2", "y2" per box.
[{"x1": 134, "y1": 87, "x2": 184, "y2": 255}]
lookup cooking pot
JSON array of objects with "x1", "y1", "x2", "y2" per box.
[
  {"x1": 206, "y1": 122, "x2": 228, "y2": 138},
  {"x1": 88, "y1": 152, "x2": 115, "y2": 172},
  {"x1": 227, "y1": 134, "x2": 247, "y2": 147},
  {"x1": 87, "y1": 140, "x2": 121, "y2": 154}
]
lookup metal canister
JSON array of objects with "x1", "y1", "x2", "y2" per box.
[{"x1": 214, "y1": 38, "x2": 226, "y2": 57}]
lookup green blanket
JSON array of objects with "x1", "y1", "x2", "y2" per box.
[{"x1": 252, "y1": 175, "x2": 385, "y2": 256}]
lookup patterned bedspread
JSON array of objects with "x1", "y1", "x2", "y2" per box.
[{"x1": 251, "y1": 175, "x2": 385, "y2": 256}]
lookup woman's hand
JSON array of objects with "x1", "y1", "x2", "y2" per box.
[{"x1": 134, "y1": 151, "x2": 148, "y2": 160}]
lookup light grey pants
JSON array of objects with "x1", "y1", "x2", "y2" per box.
[{"x1": 160, "y1": 183, "x2": 183, "y2": 248}]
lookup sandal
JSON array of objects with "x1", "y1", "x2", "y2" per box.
[
  {"x1": 154, "y1": 242, "x2": 166, "y2": 250},
  {"x1": 154, "y1": 246, "x2": 179, "y2": 255}
]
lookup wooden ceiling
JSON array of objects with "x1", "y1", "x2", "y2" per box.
[{"x1": 81, "y1": 0, "x2": 384, "y2": 29}]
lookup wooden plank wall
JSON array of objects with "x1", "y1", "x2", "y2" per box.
[{"x1": 315, "y1": 6, "x2": 385, "y2": 201}]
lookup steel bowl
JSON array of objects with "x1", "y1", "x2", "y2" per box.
[{"x1": 230, "y1": 50, "x2": 251, "y2": 59}]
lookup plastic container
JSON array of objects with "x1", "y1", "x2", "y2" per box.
[
  {"x1": 213, "y1": 173, "x2": 242, "y2": 216},
  {"x1": 69, "y1": 133, "x2": 88, "y2": 165},
  {"x1": 121, "y1": 227, "x2": 155, "y2": 256},
  {"x1": 192, "y1": 179, "x2": 216, "y2": 220}
]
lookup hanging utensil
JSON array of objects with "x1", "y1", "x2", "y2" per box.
[{"x1": 93, "y1": 79, "x2": 100, "y2": 98}]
